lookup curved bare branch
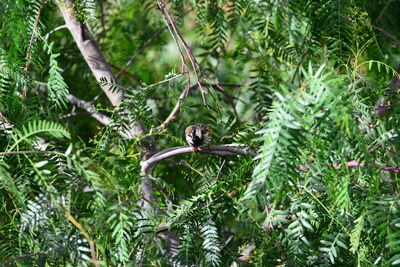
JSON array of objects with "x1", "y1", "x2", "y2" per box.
[{"x1": 141, "y1": 145, "x2": 257, "y2": 175}]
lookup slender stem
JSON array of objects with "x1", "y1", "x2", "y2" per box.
[
  {"x1": 156, "y1": 0, "x2": 210, "y2": 107},
  {"x1": 61, "y1": 207, "x2": 100, "y2": 267},
  {"x1": 142, "y1": 72, "x2": 186, "y2": 91},
  {"x1": 66, "y1": 95, "x2": 112, "y2": 125},
  {"x1": 2, "y1": 253, "x2": 48, "y2": 265},
  {"x1": 0, "y1": 112, "x2": 13, "y2": 129},
  {"x1": 374, "y1": 0, "x2": 392, "y2": 24},
  {"x1": 0, "y1": 150, "x2": 64, "y2": 156},
  {"x1": 44, "y1": 24, "x2": 67, "y2": 39},
  {"x1": 155, "y1": 83, "x2": 243, "y2": 131},
  {"x1": 117, "y1": 27, "x2": 167, "y2": 78},
  {"x1": 156, "y1": 0, "x2": 187, "y2": 71},
  {"x1": 301, "y1": 186, "x2": 349, "y2": 234},
  {"x1": 373, "y1": 26, "x2": 400, "y2": 48},
  {"x1": 24, "y1": 0, "x2": 47, "y2": 98}
]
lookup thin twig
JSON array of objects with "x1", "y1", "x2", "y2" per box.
[
  {"x1": 0, "y1": 150, "x2": 62, "y2": 156},
  {"x1": 99, "y1": 2, "x2": 107, "y2": 41},
  {"x1": 156, "y1": 0, "x2": 187, "y2": 72},
  {"x1": 61, "y1": 63, "x2": 72, "y2": 75},
  {"x1": 206, "y1": 83, "x2": 244, "y2": 102},
  {"x1": 2, "y1": 253, "x2": 48, "y2": 265},
  {"x1": 264, "y1": 200, "x2": 274, "y2": 230},
  {"x1": 216, "y1": 159, "x2": 226, "y2": 180},
  {"x1": 92, "y1": 27, "x2": 172, "y2": 103},
  {"x1": 373, "y1": 26, "x2": 400, "y2": 48},
  {"x1": 155, "y1": 84, "x2": 191, "y2": 131},
  {"x1": 156, "y1": 0, "x2": 210, "y2": 107},
  {"x1": 178, "y1": 160, "x2": 207, "y2": 177},
  {"x1": 61, "y1": 208, "x2": 100, "y2": 267},
  {"x1": 142, "y1": 72, "x2": 186, "y2": 91},
  {"x1": 378, "y1": 165, "x2": 400, "y2": 173},
  {"x1": 59, "y1": 111, "x2": 91, "y2": 119},
  {"x1": 368, "y1": 144, "x2": 382, "y2": 154},
  {"x1": 93, "y1": 72, "x2": 186, "y2": 104},
  {"x1": 157, "y1": 2, "x2": 231, "y2": 111},
  {"x1": 155, "y1": 83, "x2": 243, "y2": 131},
  {"x1": 44, "y1": 24, "x2": 67, "y2": 39},
  {"x1": 291, "y1": 37, "x2": 309, "y2": 84},
  {"x1": 67, "y1": 94, "x2": 112, "y2": 125},
  {"x1": 300, "y1": 160, "x2": 400, "y2": 174},
  {"x1": 66, "y1": 94, "x2": 145, "y2": 139},
  {"x1": 177, "y1": 159, "x2": 213, "y2": 185},
  {"x1": 155, "y1": 0, "x2": 191, "y2": 112},
  {"x1": 24, "y1": 0, "x2": 47, "y2": 98},
  {"x1": 291, "y1": 49, "x2": 309, "y2": 84},
  {"x1": 0, "y1": 111, "x2": 13, "y2": 129},
  {"x1": 117, "y1": 27, "x2": 167, "y2": 78},
  {"x1": 206, "y1": 83, "x2": 243, "y2": 120}
]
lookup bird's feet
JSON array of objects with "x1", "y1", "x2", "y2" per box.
[{"x1": 192, "y1": 147, "x2": 199, "y2": 153}]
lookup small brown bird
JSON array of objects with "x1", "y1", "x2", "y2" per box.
[{"x1": 185, "y1": 124, "x2": 212, "y2": 152}]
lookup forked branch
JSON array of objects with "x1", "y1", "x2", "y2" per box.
[{"x1": 156, "y1": 0, "x2": 210, "y2": 107}]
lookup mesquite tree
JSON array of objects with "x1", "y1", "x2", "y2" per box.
[{"x1": 1, "y1": 0, "x2": 400, "y2": 266}]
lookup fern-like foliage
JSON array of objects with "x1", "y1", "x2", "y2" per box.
[
  {"x1": 369, "y1": 197, "x2": 400, "y2": 265},
  {"x1": 206, "y1": 1, "x2": 227, "y2": 57},
  {"x1": 243, "y1": 64, "x2": 336, "y2": 200},
  {"x1": 45, "y1": 42, "x2": 69, "y2": 110},
  {"x1": 201, "y1": 220, "x2": 221, "y2": 266},
  {"x1": 74, "y1": 0, "x2": 97, "y2": 22},
  {"x1": 106, "y1": 205, "x2": 140, "y2": 264},
  {"x1": 319, "y1": 233, "x2": 349, "y2": 264},
  {"x1": 8, "y1": 120, "x2": 70, "y2": 152}
]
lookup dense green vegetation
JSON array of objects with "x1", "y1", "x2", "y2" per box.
[{"x1": 1, "y1": 0, "x2": 400, "y2": 266}]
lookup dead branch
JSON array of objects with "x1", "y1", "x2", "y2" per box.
[{"x1": 156, "y1": 0, "x2": 210, "y2": 107}]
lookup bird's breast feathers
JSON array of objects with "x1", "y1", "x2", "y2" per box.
[
  {"x1": 185, "y1": 124, "x2": 212, "y2": 148},
  {"x1": 186, "y1": 130, "x2": 204, "y2": 147}
]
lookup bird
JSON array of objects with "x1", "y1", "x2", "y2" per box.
[{"x1": 185, "y1": 124, "x2": 212, "y2": 152}]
